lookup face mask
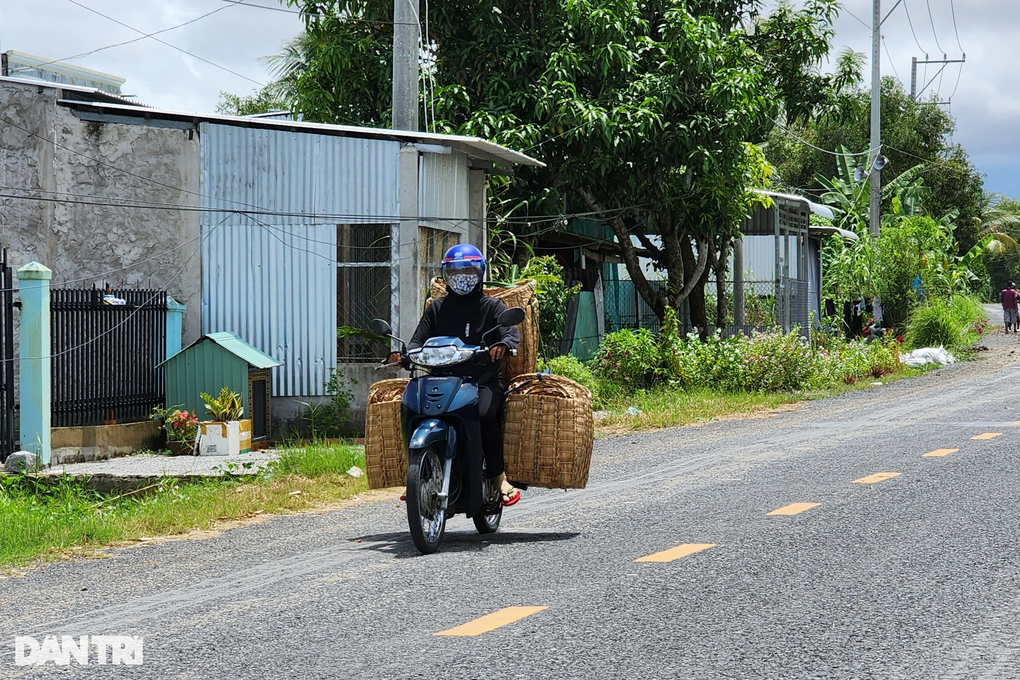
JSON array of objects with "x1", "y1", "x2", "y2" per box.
[{"x1": 447, "y1": 272, "x2": 481, "y2": 296}]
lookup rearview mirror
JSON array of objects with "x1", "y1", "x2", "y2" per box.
[
  {"x1": 498, "y1": 307, "x2": 526, "y2": 327},
  {"x1": 369, "y1": 318, "x2": 392, "y2": 337}
]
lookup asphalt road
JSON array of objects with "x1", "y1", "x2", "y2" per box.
[{"x1": 4, "y1": 332, "x2": 1020, "y2": 679}]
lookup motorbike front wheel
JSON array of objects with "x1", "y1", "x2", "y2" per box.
[
  {"x1": 472, "y1": 476, "x2": 503, "y2": 534},
  {"x1": 406, "y1": 445, "x2": 447, "y2": 554}
]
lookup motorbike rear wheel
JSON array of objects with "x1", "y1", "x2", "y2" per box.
[
  {"x1": 472, "y1": 476, "x2": 503, "y2": 534},
  {"x1": 406, "y1": 445, "x2": 447, "y2": 554}
]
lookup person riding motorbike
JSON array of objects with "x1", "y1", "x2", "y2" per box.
[{"x1": 388, "y1": 244, "x2": 522, "y2": 506}]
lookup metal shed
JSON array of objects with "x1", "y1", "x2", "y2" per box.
[
  {"x1": 162, "y1": 332, "x2": 282, "y2": 441},
  {"x1": 734, "y1": 191, "x2": 856, "y2": 337}
]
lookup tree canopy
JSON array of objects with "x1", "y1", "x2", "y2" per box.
[
  {"x1": 253, "y1": 0, "x2": 855, "y2": 331},
  {"x1": 765, "y1": 77, "x2": 985, "y2": 252}
]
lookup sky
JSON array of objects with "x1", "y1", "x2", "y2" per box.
[{"x1": 1, "y1": 0, "x2": 1017, "y2": 197}]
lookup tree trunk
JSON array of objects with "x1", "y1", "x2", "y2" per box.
[
  {"x1": 715, "y1": 235, "x2": 729, "y2": 330},
  {"x1": 680, "y1": 236, "x2": 709, "y2": 339}
]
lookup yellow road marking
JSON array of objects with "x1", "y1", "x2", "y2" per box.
[
  {"x1": 1012, "y1": 421, "x2": 1020, "y2": 427},
  {"x1": 923, "y1": 448, "x2": 959, "y2": 457},
  {"x1": 635, "y1": 543, "x2": 716, "y2": 563},
  {"x1": 767, "y1": 502, "x2": 821, "y2": 516},
  {"x1": 972, "y1": 432, "x2": 1002, "y2": 440},
  {"x1": 435, "y1": 606, "x2": 548, "y2": 637},
  {"x1": 852, "y1": 472, "x2": 902, "y2": 484}
]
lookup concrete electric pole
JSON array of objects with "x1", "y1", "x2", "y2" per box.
[
  {"x1": 869, "y1": 0, "x2": 882, "y2": 237},
  {"x1": 392, "y1": 0, "x2": 420, "y2": 131}
]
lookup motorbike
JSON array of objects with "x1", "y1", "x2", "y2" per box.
[{"x1": 370, "y1": 306, "x2": 526, "y2": 555}]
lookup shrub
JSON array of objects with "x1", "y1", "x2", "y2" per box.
[
  {"x1": 904, "y1": 295, "x2": 984, "y2": 351},
  {"x1": 592, "y1": 328, "x2": 660, "y2": 391},
  {"x1": 739, "y1": 329, "x2": 815, "y2": 392}
]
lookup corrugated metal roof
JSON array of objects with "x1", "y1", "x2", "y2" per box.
[
  {"x1": 205, "y1": 332, "x2": 282, "y2": 368},
  {"x1": 57, "y1": 98, "x2": 543, "y2": 168},
  {"x1": 420, "y1": 151, "x2": 470, "y2": 233}
]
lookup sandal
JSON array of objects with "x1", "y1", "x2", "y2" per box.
[{"x1": 500, "y1": 481, "x2": 521, "y2": 507}]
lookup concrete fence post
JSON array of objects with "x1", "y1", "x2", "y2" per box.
[
  {"x1": 18, "y1": 262, "x2": 52, "y2": 466},
  {"x1": 166, "y1": 296, "x2": 186, "y2": 360}
]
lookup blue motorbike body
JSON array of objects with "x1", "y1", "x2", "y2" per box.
[{"x1": 401, "y1": 374, "x2": 485, "y2": 518}]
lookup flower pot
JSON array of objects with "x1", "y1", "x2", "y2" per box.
[{"x1": 166, "y1": 440, "x2": 195, "y2": 456}]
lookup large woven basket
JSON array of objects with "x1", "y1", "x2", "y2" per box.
[
  {"x1": 428, "y1": 278, "x2": 539, "y2": 385},
  {"x1": 364, "y1": 378, "x2": 410, "y2": 489},
  {"x1": 503, "y1": 373, "x2": 595, "y2": 489}
]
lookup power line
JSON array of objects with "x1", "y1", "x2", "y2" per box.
[
  {"x1": 11, "y1": 4, "x2": 237, "y2": 75},
  {"x1": 902, "y1": 0, "x2": 929, "y2": 54},
  {"x1": 882, "y1": 36, "x2": 900, "y2": 82},
  {"x1": 923, "y1": 0, "x2": 946, "y2": 55},
  {"x1": 768, "y1": 116, "x2": 882, "y2": 158},
  {"x1": 214, "y1": 0, "x2": 418, "y2": 26},
  {"x1": 64, "y1": 0, "x2": 263, "y2": 87},
  {"x1": 841, "y1": 6, "x2": 871, "y2": 30},
  {"x1": 949, "y1": 0, "x2": 964, "y2": 53}
]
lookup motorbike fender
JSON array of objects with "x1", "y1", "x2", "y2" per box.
[{"x1": 408, "y1": 419, "x2": 448, "y2": 451}]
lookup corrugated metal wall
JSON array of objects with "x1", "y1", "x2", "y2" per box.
[
  {"x1": 199, "y1": 123, "x2": 400, "y2": 397},
  {"x1": 419, "y1": 152, "x2": 469, "y2": 234}
]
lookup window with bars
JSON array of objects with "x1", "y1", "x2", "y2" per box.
[
  {"x1": 419, "y1": 226, "x2": 461, "y2": 299},
  {"x1": 337, "y1": 224, "x2": 393, "y2": 362}
]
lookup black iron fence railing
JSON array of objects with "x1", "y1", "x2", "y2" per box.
[{"x1": 51, "y1": 288, "x2": 167, "y2": 428}]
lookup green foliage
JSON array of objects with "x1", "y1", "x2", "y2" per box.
[
  {"x1": 518, "y1": 256, "x2": 580, "y2": 355},
  {"x1": 299, "y1": 368, "x2": 356, "y2": 439},
  {"x1": 904, "y1": 295, "x2": 986, "y2": 350},
  {"x1": 592, "y1": 329, "x2": 660, "y2": 391},
  {"x1": 767, "y1": 77, "x2": 985, "y2": 253},
  {"x1": 275, "y1": 441, "x2": 364, "y2": 477},
  {"x1": 738, "y1": 330, "x2": 816, "y2": 392},
  {"x1": 151, "y1": 406, "x2": 199, "y2": 444},
  {"x1": 279, "y1": 0, "x2": 853, "y2": 331},
  {"x1": 200, "y1": 387, "x2": 244, "y2": 421},
  {"x1": 215, "y1": 86, "x2": 287, "y2": 116},
  {"x1": 537, "y1": 355, "x2": 613, "y2": 407}
]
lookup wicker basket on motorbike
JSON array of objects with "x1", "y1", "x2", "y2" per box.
[
  {"x1": 364, "y1": 378, "x2": 410, "y2": 489},
  {"x1": 502, "y1": 373, "x2": 594, "y2": 489},
  {"x1": 427, "y1": 278, "x2": 539, "y2": 385}
]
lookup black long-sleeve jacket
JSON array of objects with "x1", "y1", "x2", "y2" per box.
[{"x1": 408, "y1": 287, "x2": 521, "y2": 386}]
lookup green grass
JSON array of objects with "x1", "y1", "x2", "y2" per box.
[
  {"x1": 0, "y1": 443, "x2": 369, "y2": 570},
  {"x1": 595, "y1": 364, "x2": 932, "y2": 433}
]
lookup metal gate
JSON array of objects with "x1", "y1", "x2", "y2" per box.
[{"x1": 0, "y1": 249, "x2": 17, "y2": 462}]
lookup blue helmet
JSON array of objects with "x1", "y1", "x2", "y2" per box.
[{"x1": 441, "y1": 244, "x2": 486, "y2": 296}]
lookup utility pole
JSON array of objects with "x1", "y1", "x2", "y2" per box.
[
  {"x1": 869, "y1": 0, "x2": 882, "y2": 237},
  {"x1": 392, "y1": 0, "x2": 420, "y2": 131}
]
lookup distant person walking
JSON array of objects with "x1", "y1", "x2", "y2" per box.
[{"x1": 1001, "y1": 282, "x2": 1019, "y2": 334}]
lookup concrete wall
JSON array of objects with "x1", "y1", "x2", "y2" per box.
[
  {"x1": 0, "y1": 79, "x2": 202, "y2": 343},
  {"x1": 51, "y1": 420, "x2": 163, "y2": 465}
]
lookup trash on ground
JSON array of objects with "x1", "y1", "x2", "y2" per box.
[
  {"x1": 626, "y1": 406, "x2": 643, "y2": 416},
  {"x1": 871, "y1": 381, "x2": 883, "y2": 386},
  {"x1": 900, "y1": 346, "x2": 956, "y2": 367},
  {"x1": 347, "y1": 466, "x2": 364, "y2": 478},
  {"x1": 288, "y1": 490, "x2": 303, "y2": 497}
]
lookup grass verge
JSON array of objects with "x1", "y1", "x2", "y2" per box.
[
  {"x1": 595, "y1": 364, "x2": 935, "y2": 433},
  {"x1": 0, "y1": 442, "x2": 369, "y2": 570}
]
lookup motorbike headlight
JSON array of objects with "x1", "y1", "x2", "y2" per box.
[{"x1": 409, "y1": 345, "x2": 475, "y2": 367}]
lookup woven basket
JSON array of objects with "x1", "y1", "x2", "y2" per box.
[
  {"x1": 427, "y1": 278, "x2": 539, "y2": 385},
  {"x1": 503, "y1": 373, "x2": 594, "y2": 489},
  {"x1": 364, "y1": 378, "x2": 410, "y2": 489}
]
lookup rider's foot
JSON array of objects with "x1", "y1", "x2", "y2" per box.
[{"x1": 495, "y1": 473, "x2": 520, "y2": 507}]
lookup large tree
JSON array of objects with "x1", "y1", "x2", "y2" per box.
[
  {"x1": 765, "y1": 76, "x2": 985, "y2": 252},
  {"x1": 277, "y1": 0, "x2": 853, "y2": 332}
]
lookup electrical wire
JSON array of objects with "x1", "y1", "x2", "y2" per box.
[
  {"x1": 949, "y1": 0, "x2": 964, "y2": 53},
  {"x1": 841, "y1": 6, "x2": 871, "y2": 30},
  {"x1": 902, "y1": 0, "x2": 929, "y2": 54},
  {"x1": 768, "y1": 116, "x2": 882, "y2": 158},
  {"x1": 924, "y1": 0, "x2": 946, "y2": 55},
  {"x1": 214, "y1": 0, "x2": 419, "y2": 25},
  {"x1": 882, "y1": 36, "x2": 901, "y2": 82},
  {"x1": 64, "y1": 0, "x2": 263, "y2": 87},
  {"x1": 11, "y1": 4, "x2": 237, "y2": 75},
  {"x1": 948, "y1": 61, "x2": 964, "y2": 100}
]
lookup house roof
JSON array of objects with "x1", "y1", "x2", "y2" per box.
[
  {"x1": 753, "y1": 190, "x2": 835, "y2": 220},
  {"x1": 163, "y1": 332, "x2": 282, "y2": 369},
  {"x1": 55, "y1": 97, "x2": 543, "y2": 169}
]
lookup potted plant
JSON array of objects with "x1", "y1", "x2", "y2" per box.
[
  {"x1": 151, "y1": 407, "x2": 200, "y2": 456},
  {"x1": 197, "y1": 387, "x2": 252, "y2": 456}
]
